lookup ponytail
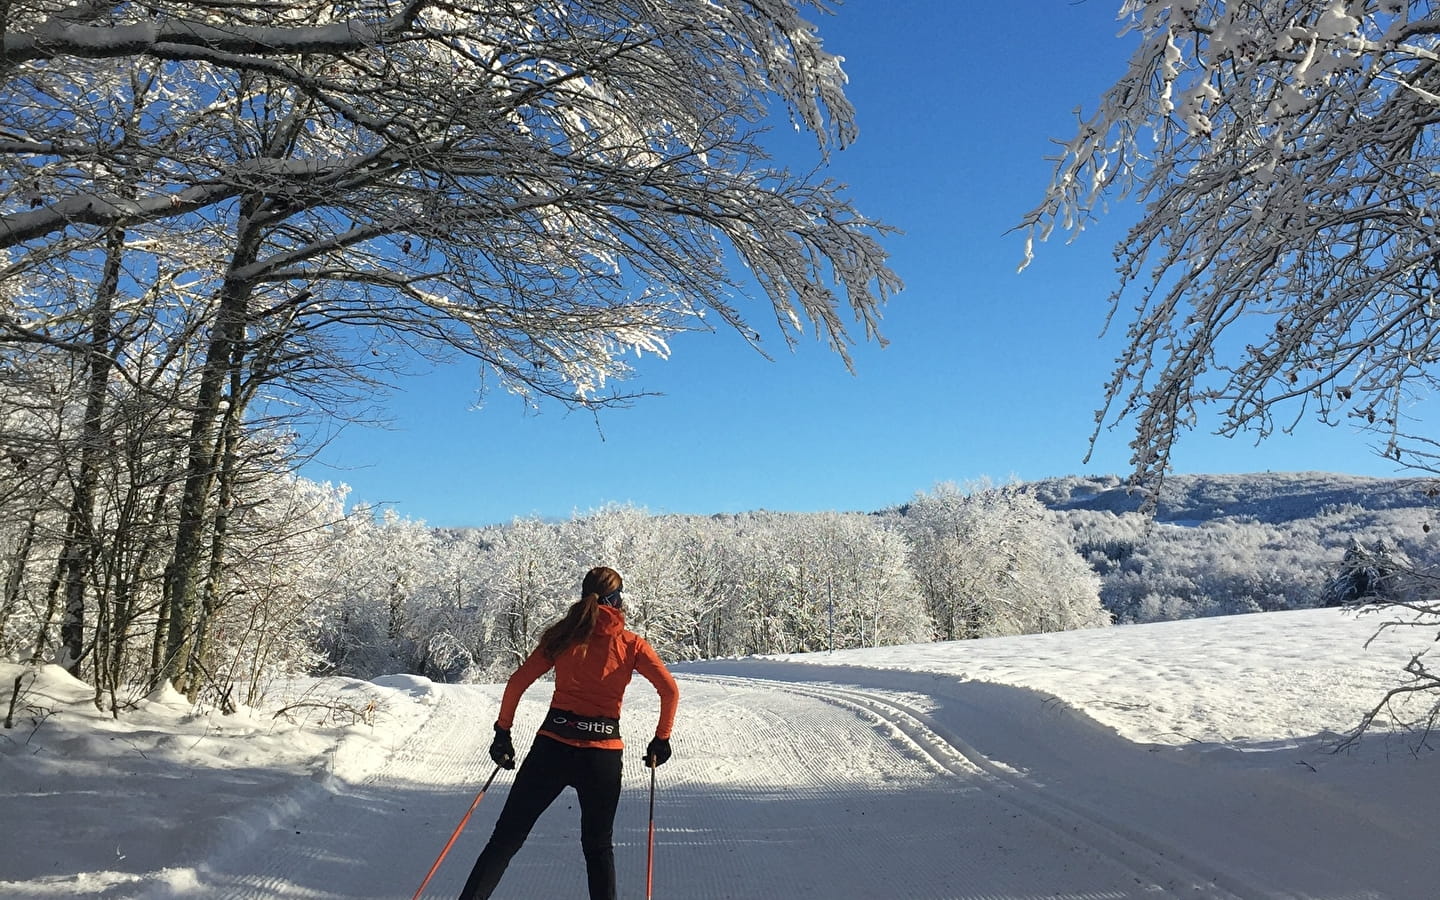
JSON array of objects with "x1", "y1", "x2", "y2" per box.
[
  {"x1": 538, "y1": 595, "x2": 599, "y2": 659},
  {"x1": 537, "y1": 566, "x2": 621, "y2": 659}
]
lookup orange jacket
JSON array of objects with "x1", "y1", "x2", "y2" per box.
[{"x1": 495, "y1": 605, "x2": 679, "y2": 750}]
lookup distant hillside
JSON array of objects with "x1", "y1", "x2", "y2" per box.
[
  {"x1": 1029, "y1": 471, "x2": 1438, "y2": 524},
  {"x1": 1023, "y1": 471, "x2": 1440, "y2": 623}
]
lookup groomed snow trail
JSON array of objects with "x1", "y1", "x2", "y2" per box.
[
  {"x1": 187, "y1": 673, "x2": 1195, "y2": 899},
  {"x1": 686, "y1": 659, "x2": 1440, "y2": 900},
  {"x1": 687, "y1": 675, "x2": 1256, "y2": 899},
  {"x1": 178, "y1": 662, "x2": 1438, "y2": 899}
]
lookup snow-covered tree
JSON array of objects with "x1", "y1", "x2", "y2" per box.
[
  {"x1": 311, "y1": 505, "x2": 440, "y2": 679},
  {"x1": 667, "y1": 516, "x2": 737, "y2": 660},
  {"x1": 1, "y1": 0, "x2": 899, "y2": 695},
  {"x1": 1021, "y1": 1, "x2": 1440, "y2": 735},
  {"x1": 3, "y1": 0, "x2": 898, "y2": 401},
  {"x1": 1322, "y1": 537, "x2": 1416, "y2": 608},
  {"x1": 1022, "y1": 1, "x2": 1440, "y2": 488},
  {"x1": 484, "y1": 516, "x2": 572, "y2": 673},
  {"x1": 205, "y1": 473, "x2": 348, "y2": 708},
  {"x1": 411, "y1": 531, "x2": 495, "y2": 683},
  {"x1": 801, "y1": 512, "x2": 932, "y2": 650},
  {"x1": 903, "y1": 482, "x2": 1110, "y2": 640}
]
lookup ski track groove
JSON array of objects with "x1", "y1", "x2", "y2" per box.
[
  {"x1": 645, "y1": 676, "x2": 1087, "y2": 899},
  {"x1": 687, "y1": 674, "x2": 1269, "y2": 900}
]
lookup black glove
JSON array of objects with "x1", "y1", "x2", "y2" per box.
[
  {"x1": 490, "y1": 726, "x2": 516, "y2": 770},
  {"x1": 644, "y1": 736, "x2": 671, "y2": 768}
]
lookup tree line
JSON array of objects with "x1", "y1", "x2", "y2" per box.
[
  {"x1": 3, "y1": 472, "x2": 1120, "y2": 709},
  {"x1": 13, "y1": 457, "x2": 1436, "y2": 721}
]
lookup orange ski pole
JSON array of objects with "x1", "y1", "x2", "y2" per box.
[{"x1": 412, "y1": 766, "x2": 501, "y2": 900}]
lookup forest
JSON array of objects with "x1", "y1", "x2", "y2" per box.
[{"x1": 5, "y1": 463, "x2": 1434, "y2": 715}]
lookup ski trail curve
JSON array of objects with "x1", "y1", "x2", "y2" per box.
[
  {"x1": 688, "y1": 673, "x2": 1263, "y2": 899},
  {"x1": 609, "y1": 674, "x2": 1175, "y2": 899}
]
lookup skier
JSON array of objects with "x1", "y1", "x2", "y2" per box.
[{"x1": 459, "y1": 566, "x2": 680, "y2": 900}]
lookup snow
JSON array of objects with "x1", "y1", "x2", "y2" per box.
[{"x1": 2, "y1": 607, "x2": 1437, "y2": 898}]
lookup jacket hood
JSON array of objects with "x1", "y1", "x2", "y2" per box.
[{"x1": 594, "y1": 603, "x2": 625, "y2": 636}]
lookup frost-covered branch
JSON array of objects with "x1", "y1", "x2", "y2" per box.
[
  {"x1": 1021, "y1": 1, "x2": 1440, "y2": 497},
  {"x1": 0, "y1": 10, "x2": 424, "y2": 65}
]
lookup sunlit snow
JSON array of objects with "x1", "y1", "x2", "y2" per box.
[{"x1": 2, "y1": 607, "x2": 1437, "y2": 898}]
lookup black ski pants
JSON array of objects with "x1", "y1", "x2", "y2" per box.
[{"x1": 458, "y1": 735, "x2": 623, "y2": 900}]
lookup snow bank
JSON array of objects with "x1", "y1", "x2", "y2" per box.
[{"x1": 757, "y1": 608, "x2": 1437, "y2": 747}]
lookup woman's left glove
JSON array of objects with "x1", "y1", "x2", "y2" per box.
[
  {"x1": 490, "y1": 726, "x2": 516, "y2": 770},
  {"x1": 644, "y1": 736, "x2": 672, "y2": 768}
]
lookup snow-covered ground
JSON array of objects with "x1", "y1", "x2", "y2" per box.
[{"x1": 2, "y1": 607, "x2": 1437, "y2": 898}]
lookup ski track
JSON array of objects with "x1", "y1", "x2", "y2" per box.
[
  {"x1": 687, "y1": 674, "x2": 1260, "y2": 900},
  {"x1": 158, "y1": 670, "x2": 1291, "y2": 900}
]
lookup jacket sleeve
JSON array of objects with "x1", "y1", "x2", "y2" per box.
[
  {"x1": 634, "y1": 638, "x2": 679, "y2": 739},
  {"x1": 494, "y1": 645, "x2": 554, "y2": 731}
]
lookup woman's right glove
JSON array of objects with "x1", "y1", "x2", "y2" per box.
[
  {"x1": 490, "y1": 725, "x2": 516, "y2": 770},
  {"x1": 644, "y1": 736, "x2": 672, "y2": 768}
]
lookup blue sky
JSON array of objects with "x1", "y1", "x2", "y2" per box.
[{"x1": 301, "y1": 1, "x2": 1408, "y2": 529}]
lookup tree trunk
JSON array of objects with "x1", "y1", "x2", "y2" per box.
[
  {"x1": 57, "y1": 225, "x2": 123, "y2": 676},
  {"x1": 188, "y1": 372, "x2": 245, "y2": 703},
  {"x1": 161, "y1": 197, "x2": 262, "y2": 694},
  {"x1": 111, "y1": 442, "x2": 176, "y2": 709},
  {"x1": 0, "y1": 504, "x2": 41, "y2": 642},
  {"x1": 146, "y1": 460, "x2": 180, "y2": 680}
]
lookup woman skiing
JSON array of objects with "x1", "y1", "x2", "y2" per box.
[{"x1": 459, "y1": 566, "x2": 680, "y2": 900}]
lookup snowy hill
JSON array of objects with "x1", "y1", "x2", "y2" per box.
[
  {"x1": 1018, "y1": 472, "x2": 1440, "y2": 622},
  {"x1": 3, "y1": 607, "x2": 1437, "y2": 898},
  {"x1": 1029, "y1": 470, "x2": 1436, "y2": 524}
]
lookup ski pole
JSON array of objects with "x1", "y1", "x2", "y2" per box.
[
  {"x1": 411, "y1": 766, "x2": 501, "y2": 900},
  {"x1": 645, "y1": 761, "x2": 657, "y2": 900}
]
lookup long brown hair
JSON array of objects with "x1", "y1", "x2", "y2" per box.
[{"x1": 538, "y1": 566, "x2": 622, "y2": 659}]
